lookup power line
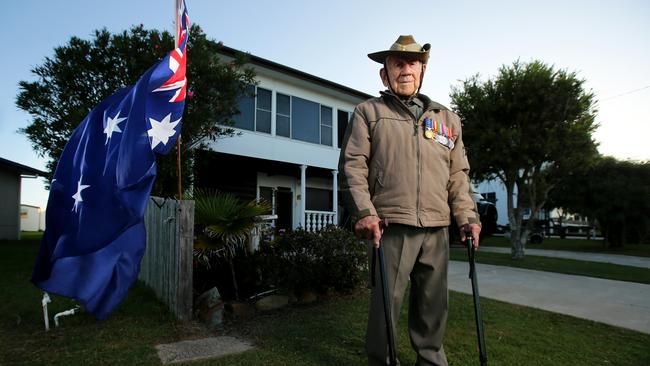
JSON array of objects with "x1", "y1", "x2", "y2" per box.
[{"x1": 601, "y1": 85, "x2": 650, "y2": 102}]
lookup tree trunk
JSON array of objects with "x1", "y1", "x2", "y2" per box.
[
  {"x1": 512, "y1": 235, "x2": 526, "y2": 259},
  {"x1": 557, "y1": 213, "x2": 566, "y2": 239},
  {"x1": 506, "y1": 180, "x2": 526, "y2": 259}
]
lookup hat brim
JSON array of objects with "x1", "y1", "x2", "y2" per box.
[{"x1": 368, "y1": 50, "x2": 429, "y2": 64}]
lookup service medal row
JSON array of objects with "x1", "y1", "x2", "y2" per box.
[{"x1": 424, "y1": 118, "x2": 455, "y2": 149}]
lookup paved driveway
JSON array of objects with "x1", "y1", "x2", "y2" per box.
[{"x1": 448, "y1": 261, "x2": 650, "y2": 334}]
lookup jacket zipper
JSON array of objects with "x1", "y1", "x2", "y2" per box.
[
  {"x1": 415, "y1": 116, "x2": 421, "y2": 226},
  {"x1": 390, "y1": 94, "x2": 433, "y2": 227}
]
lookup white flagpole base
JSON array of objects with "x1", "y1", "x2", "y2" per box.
[
  {"x1": 41, "y1": 292, "x2": 51, "y2": 331},
  {"x1": 54, "y1": 306, "x2": 81, "y2": 328}
]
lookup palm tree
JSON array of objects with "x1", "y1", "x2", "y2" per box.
[{"x1": 190, "y1": 188, "x2": 270, "y2": 300}]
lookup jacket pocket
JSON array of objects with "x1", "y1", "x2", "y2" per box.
[{"x1": 370, "y1": 168, "x2": 384, "y2": 197}]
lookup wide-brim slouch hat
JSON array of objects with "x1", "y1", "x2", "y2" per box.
[{"x1": 368, "y1": 35, "x2": 431, "y2": 64}]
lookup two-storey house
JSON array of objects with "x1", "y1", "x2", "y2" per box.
[{"x1": 194, "y1": 46, "x2": 372, "y2": 234}]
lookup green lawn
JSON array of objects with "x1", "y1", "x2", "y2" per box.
[
  {"x1": 19, "y1": 231, "x2": 45, "y2": 241},
  {"x1": 480, "y1": 235, "x2": 650, "y2": 257},
  {"x1": 1, "y1": 240, "x2": 649, "y2": 365},
  {"x1": 450, "y1": 249, "x2": 650, "y2": 284},
  {"x1": 0, "y1": 240, "x2": 208, "y2": 365}
]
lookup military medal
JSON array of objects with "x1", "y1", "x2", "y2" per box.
[
  {"x1": 446, "y1": 124, "x2": 455, "y2": 149},
  {"x1": 438, "y1": 122, "x2": 449, "y2": 145},
  {"x1": 431, "y1": 120, "x2": 456, "y2": 149},
  {"x1": 436, "y1": 133, "x2": 449, "y2": 146},
  {"x1": 424, "y1": 118, "x2": 434, "y2": 139}
]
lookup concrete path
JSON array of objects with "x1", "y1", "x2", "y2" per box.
[
  {"x1": 448, "y1": 261, "x2": 650, "y2": 334},
  {"x1": 155, "y1": 336, "x2": 254, "y2": 364},
  {"x1": 479, "y1": 246, "x2": 650, "y2": 269}
]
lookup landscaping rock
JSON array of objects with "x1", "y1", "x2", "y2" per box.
[
  {"x1": 298, "y1": 291, "x2": 318, "y2": 304},
  {"x1": 255, "y1": 294, "x2": 289, "y2": 312},
  {"x1": 225, "y1": 302, "x2": 255, "y2": 320},
  {"x1": 198, "y1": 306, "x2": 224, "y2": 328},
  {"x1": 195, "y1": 287, "x2": 224, "y2": 328},
  {"x1": 196, "y1": 287, "x2": 222, "y2": 309}
]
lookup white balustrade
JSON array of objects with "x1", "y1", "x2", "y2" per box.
[{"x1": 304, "y1": 210, "x2": 336, "y2": 232}]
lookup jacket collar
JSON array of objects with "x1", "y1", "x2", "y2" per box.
[{"x1": 380, "y1": 90, "x2": 449, "y2": 113}]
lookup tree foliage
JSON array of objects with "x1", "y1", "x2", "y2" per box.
[
  {"x1": 17, "y1": 24, "x2": 255, "y2": 196},
  {"x1": 547, "y1": 157, "x2": 650, "y2": 246},
  {"x1": 451, "y1": 60, "x2": 599, "y2": 258}
]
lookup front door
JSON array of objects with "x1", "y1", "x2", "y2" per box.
[{"x1": 275, "y1": 188, "x2": 293, "y2": 234}]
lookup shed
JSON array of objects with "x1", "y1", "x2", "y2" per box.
[{"x1": 0, "y1": 157, "x2": 47, "y2": 240}]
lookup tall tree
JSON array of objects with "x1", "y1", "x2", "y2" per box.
[
  {"x1": 451, "y1": 60, "x2": 598, "y2": 258},
  {"x1": 548, "y1": 157, "x2": 650, "y2": 246},
  {"x1": 17, "y1": 24, "x2": 255, "y2": 196}
]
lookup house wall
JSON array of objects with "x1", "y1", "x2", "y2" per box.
[
  {"x1": 257, "y1": 173, "x2": 299, "y2": 229},
  {"x1": 20, "y1": 205, "x2": 44, "y2": 232},
  {"x1": 477, "y1": 179, "x2": 556, "y2": 227},
  {"x1": 207, "y1": 72, "x2": 362, "y2": 170},
  {"x1": 194, "y1": 151, "x2": 258, "y2": 201},
  {"x1": 202, "y1": 53, "x2": 371, "y2": 231},
  {"x1": 476, "y1": 179, "x2": 509, "y2": 226},
  {"x1": 257, "y1": 172, "x2": 338, "y2": 229},
  {"x1": 0, "y1": 168, "x2": 21, "y2": 240}
]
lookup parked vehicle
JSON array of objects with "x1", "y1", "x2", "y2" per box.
[
  {"x1": 528, "y1": 230, "x2": 544, "y2": 244},
  {"x1": 476, "y1": 199, "x2": 498, "y2": 238},
  {"x1": 502, "y1": 219, "x2": 547, "y2": 244},
  {"x1": 449, "y1": 193, "x2": 498, "y2": 244}
]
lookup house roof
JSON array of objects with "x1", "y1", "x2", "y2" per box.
[
  {"x1": 20, "y1": 204, "x2": 41, "y2": 209},
  {"x1": 0, "y1": 157, "x2": 47, "y2": 177},
  {"x1": 219, "y1": 45, "x2": 374, "y2": 101}
]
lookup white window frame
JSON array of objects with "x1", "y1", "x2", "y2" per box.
[
  {"x1": 276, "y1": 92, "x2": 292, "y2": 138},
  {"x1": 319, "y1": 105, "x2": 333, "y2": 146},
  {"x1": 255, "y1": 87, "x2": 272, "y2": 134}
]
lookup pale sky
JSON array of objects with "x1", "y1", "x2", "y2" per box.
[{"x1": 2, "y1": 0, "x2": 649, "y2": 209}]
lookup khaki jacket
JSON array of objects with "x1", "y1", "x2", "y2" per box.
[{"x1": 339, "y1": 91, "x2": 480, "y2": 228}]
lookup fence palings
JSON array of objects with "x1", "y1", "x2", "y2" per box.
[{"x1": 139, "y1": 197, "x2": 194, "y2": 320}]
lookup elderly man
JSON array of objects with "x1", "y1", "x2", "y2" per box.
[{"x1": 339, "y1": 35, "x2": 481, "y2": 366}]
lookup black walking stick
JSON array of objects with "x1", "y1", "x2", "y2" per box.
[
  {"x1": 466, "y1": 229, "x2": 488, "y2": 366},
  {"x1": 371, "y1": 220, "x2": 397, "y2": 366}
]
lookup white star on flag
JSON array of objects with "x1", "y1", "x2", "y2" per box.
[
  {"x1": 72, "y1": 176, "x2": 90, "y2": 213},
  {"x1": 147, "y1": 113, "x2": 180, "y2": 149},
  {"x1": 104, "y1": 111, "x2": 127, "y2": 144}
]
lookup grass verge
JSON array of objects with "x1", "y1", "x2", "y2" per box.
[
  {"x1": 450, "y1": 248, "x2": 650, "y2": 284},
  {"x1": 1, "y1": 240, "x2": 649, "y2": 365},
  {"x1": 480, "y1": 236, "x2": 650, "y2": 257}
]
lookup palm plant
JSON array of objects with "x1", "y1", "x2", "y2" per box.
[{"x1": 190, "y1": 188, "x2": 271, "y2": 300}]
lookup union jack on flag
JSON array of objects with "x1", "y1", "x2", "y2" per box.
[
  {"x1": 32, "y1": 1, "x2": 191, "y2": 319},
  {"x1": 154, "y1": 0, "x2": 189, "y2": 103}
]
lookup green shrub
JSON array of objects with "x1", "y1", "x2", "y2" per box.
[
  {"x1": 258, "y1": 226, "x2": 367, "y2": 295},
  {"x1": 189, "y1": 188, "x2": 270, "y2": 301}
]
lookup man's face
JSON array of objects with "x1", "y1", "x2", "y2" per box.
[{"x1": 380, "y1": 56, "x2": 426, "y2": 97}]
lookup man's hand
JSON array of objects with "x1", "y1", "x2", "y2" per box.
[
  {"x1": 460, "y1": 223, "x2": 481, "y2": 249},
  {"x1": 354, "y1": 215, "x2": 383, "y2": 248}
]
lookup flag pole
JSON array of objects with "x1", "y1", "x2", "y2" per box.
[
  {"x1": 174, "y1": 0, "x2": 183, "y2": 200},
  {"x1": 177, "y1": 138, "x2": 182, "y2": 200}
]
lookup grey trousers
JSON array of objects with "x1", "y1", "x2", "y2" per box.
[{"x1": 366, "y1": 224, "x2": 449, "y2": 366}]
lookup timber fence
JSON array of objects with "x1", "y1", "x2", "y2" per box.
[{"x1": 139, "y1": 197, "x2": 194, "y2": 320}]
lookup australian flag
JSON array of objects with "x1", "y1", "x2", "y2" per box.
[{"x1": 31, "y1": 1, "x2": 190, "y2": 320}]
